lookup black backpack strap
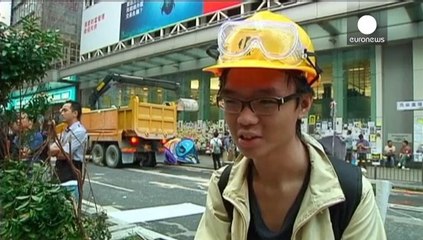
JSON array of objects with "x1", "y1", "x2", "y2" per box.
[
  {"x1": 328, "y1": 156, "x2": 363, "y2": 240},
  {"x1": 218, "y1": 164, "x2": 234, "y2": 221}
]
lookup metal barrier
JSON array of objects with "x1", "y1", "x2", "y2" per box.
[{"x1": 366, "y1": 161, "x2": 423, "y2": 183}]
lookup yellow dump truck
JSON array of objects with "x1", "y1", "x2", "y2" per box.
[{"x1": 82, "y1": 73, "x2": 197, "y2": 168}]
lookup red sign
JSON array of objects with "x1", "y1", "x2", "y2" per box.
[{"x1": 203, "y1": 1, "x2": 241, "y2": 14}]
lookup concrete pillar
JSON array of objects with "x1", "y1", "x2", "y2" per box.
[
  {"x1": 374, "y1": 45, "x2": 383, "y2": 126},
  {"x1": 199, "y1": 73, "x2": 210, "y2": 121},
  {"x1": 332, "y1": 50, "x2": 346, "y2": 119}
]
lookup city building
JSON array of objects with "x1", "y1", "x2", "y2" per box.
[
  {"x1": 15, "y1": 1, "x2": 423, "y2": 161},
  {"x1": 8, "y1": 0, "x2": 84, "y2": 110}
]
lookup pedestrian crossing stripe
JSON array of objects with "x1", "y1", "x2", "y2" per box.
[{"x1": 108, "y1": 202, "x2": 205, "y2": 224}]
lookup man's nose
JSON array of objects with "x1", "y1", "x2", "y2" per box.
[{"x1": 236, "y1": 104, "x2": 259, "y2": 126}]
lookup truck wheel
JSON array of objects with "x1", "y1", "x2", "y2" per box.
[
  {"x1": 105, "y1": 144, "x2": 122, "y2": 168},
  {"x1": 92, "y1": 143, "x2": 105, "y2": 166},
  {"x1": 141, "y1": 152, "x2": 156, "y2": 167}
]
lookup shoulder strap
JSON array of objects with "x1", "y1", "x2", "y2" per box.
[
  {"x1": 328, "y1": 156, "x2": 363, "y2": 240},
  {"x1": 218, "y1": 164, "x2": 234, "y2": 221}
]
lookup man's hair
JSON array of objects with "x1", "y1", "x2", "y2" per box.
[
  {"x1": 403, "y1": 140, "x2": 409, "y2": 145},
  {"x1": 218, "y1": 69, "x2": 313, "y2": 138},
  {"x1": 213, "y1": 131, "x2": 219, "y2": 138},
  {"x1": 387, "y1": 140, "x2": 392, "y2": 143},
  {"x1": 358, "y1": 134, "x2": 363, "y2": 139},
  {"x1": 347, "y1": 130, "x2": 352, "y2": 135},
  {"x1": 66, "y1": 100, "x2": 82, "y2": 120}
]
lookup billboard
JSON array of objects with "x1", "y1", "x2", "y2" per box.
[
  {"x1": 120, "y1": 0, "x2": 241, "y2": 40},
  {"x1": 80, "y1": 1, "x2": 124, "y2": 54},
  {"x1": 80, "y1": 0, "x2": 241, "y2": 54}
]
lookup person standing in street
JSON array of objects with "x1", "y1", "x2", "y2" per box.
[
  {"x1": 195, "y1": 11, "x2": 385, "y2": 240},
  {"x1": 50, "y1": 100, "x2": 87, "y2": 202},
  {"x1": 356, "y1": 134, "x2": 370, "y2": 171},
  {"x1": 210, "y1": 131, "x2": 223, "y2": 170},
  {"x1": 343, "y1": 129, "x2": 353, "y2": 163}
]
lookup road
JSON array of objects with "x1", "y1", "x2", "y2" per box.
[{"x1": 82, "y1": 162, "x2": 423, "y2": 240}]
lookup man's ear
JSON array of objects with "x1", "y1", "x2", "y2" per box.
[{"x1": 298, "y1": 94, "x2": 313, "y2": 119}]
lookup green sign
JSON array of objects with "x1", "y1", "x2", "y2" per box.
[{"x1": 9, "y1": 87, "x2": 76, "y2": 109}]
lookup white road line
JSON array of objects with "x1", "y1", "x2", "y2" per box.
[
  {"x1": 149, "y1": 181, "x2": 208, "y2": 194},
  {"x1": 90, "y1": 180, "x2": 134, "y2": 192},
  {"x1": 127, "y1": 168, "x2": 210, "y2": 184},
  {"x1": 388, "y1": 207, "x2": 423, "y2": 221},
  {"x1": 108, "y1": 202, "x2": 205, "y2": 223}
]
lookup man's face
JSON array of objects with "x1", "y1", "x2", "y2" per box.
[
  {"x1": 221, "y1": 68, "x2": 311, "y2": 160},
  {"x1": 60, "y1": 103, "x2": 77, "y2": 123},
  {"x1": 388, "y1": 141, "x2": 392, "y2": 147},
  {"x1": 18, "y1": 113, "x2": 30, "y2": 130}
]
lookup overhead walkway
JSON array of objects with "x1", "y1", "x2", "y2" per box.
[{"x1": 47, "y1": 0, "x2": 421, "y2": 88}]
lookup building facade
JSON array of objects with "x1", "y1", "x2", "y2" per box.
[
  {"x1": 8, "y1": 0, "x2": 84, "y2": 109},
  {"x1": 37, "y1": 1, "x2": 423, "y2": 160}
]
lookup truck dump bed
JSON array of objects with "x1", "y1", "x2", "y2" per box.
[{"x1": 81, "y1": 96, "x2": 177, "y2": 141}]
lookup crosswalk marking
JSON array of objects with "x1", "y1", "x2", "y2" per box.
[
  {"x1": 108, "y1": 203, "x2": 205, "y2": 224},
  {"x1": 127, "y1": 168, "x2": 210, "y2": 183},
  {"x1": 149, "y1": 181, "x2": 208, "y2": 194},
  {"x1": 90, "y1": 180, "x2": 134, "y2": 192}
]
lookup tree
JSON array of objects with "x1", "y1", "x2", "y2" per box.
[{"x1": 0, "y1": 17, "x2": 111, "y2": 239}]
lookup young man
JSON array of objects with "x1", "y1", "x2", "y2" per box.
[
  {"x1": 398, "y1": 140, "x2": 412, "y2": 169},
  {"x1": 50, "y1": 100, "x2": 87, "y2": 201},
  {"x1": 210, "y1": 131, "x2": 223, "y2": 170},
  {"x1": 343, "y1": 130, "x2": 353, "y2": 163},
  {"x1": 13, "y1": 112, "x2": 44, "y2": 163},
  {"x1": 356, "y1": 134, "x2": 370, "y2": 171},
  {"x1": 195, "y1": 11, "x2": 385, "y2": 240},
  {"x1": 384, "y1": 140, "x2": 396, "y2": 167}
]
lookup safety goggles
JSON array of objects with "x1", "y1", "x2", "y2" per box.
[{"x1": 217, "y1": 20, "x2": 306, "y2": 65}]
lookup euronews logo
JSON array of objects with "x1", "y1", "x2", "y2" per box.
[{"x1": 347, "y1": 13, "x2": 387, "y2": 45}]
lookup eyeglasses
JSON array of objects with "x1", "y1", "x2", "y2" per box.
[{"x1": 217, "y1": 93, "x2": 300, "y2": 116}]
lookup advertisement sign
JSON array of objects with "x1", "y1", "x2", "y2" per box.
[
  {"x1": 120, "y1": 0, "x2": 241, "y2": 40},
  {"x1": 80, "y1": 0, "x2": 242, "y2": 53},
  {"x1": 80, "y1": 1, "x2": 124, "y2": 54}
]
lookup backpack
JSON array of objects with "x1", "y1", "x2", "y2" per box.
[
  {"x1": 212, "y1": 138, "x2": 222, "y2": 154},
  {"x1": 218, "y1": 156, "x2": 362, "y2": 240}
]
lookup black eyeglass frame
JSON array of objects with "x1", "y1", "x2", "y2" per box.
[{"x1": 216, "y1": 93, "x2": 301, "y2": 115}]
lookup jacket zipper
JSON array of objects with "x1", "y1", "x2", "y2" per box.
[
  {"x1": 291, "y1": 198, "x2": 344, "y2": 240},
  {"x1": 225, "y1": 196, "x2": 248, "y2": 240}
]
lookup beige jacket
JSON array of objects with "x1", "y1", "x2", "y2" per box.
[{"x1": 195, "y1": 134, "x2": 386, "y2": 240}]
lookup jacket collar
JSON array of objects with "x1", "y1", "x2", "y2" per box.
[{"x1": 222, "y1": 133, "x2": 345, "y2": 223}]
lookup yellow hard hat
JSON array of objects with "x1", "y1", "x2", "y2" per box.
[{"x1": 204, "y1": 11, "x2": 320, "y2": 85}]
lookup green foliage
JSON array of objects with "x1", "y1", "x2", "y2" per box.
[
  {"x1": 0, "y1": 16, "x2": 63, "y2": 106},
  {"x1": 24, "y1": 94, "x2": 50, "y2": 121},
  {"x1": 0, "y1": 160, "x2": 79, "y2": 239},
  {"x1": 0, "y1": 160, "x2": 112, "y2": 240},
  {"x1": 82, "y1": 212, "x2": 112, "y2": 240}
]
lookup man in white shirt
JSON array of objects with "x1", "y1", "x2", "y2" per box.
[
  {"x1": 384, "y1": 140, "x2": 396, "y2": 167},
  {"x1": 50, "y1": 100, "x2": 87, "y2": 202}
]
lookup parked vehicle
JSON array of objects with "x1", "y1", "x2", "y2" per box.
[{"x1": 82, "y1": 73, "x2": 197, "y2": 168}]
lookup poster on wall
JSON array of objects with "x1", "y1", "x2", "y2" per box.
[
  {"x1": 414, "y1": 116, "x2": 423, "y2": 162},
  {"x1": 119, "y1": 0, "x2": 241, "y2": 40}
]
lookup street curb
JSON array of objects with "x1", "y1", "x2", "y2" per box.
[{"x1": 392, "y1": 184, "x2": 423, "y2": 192}]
